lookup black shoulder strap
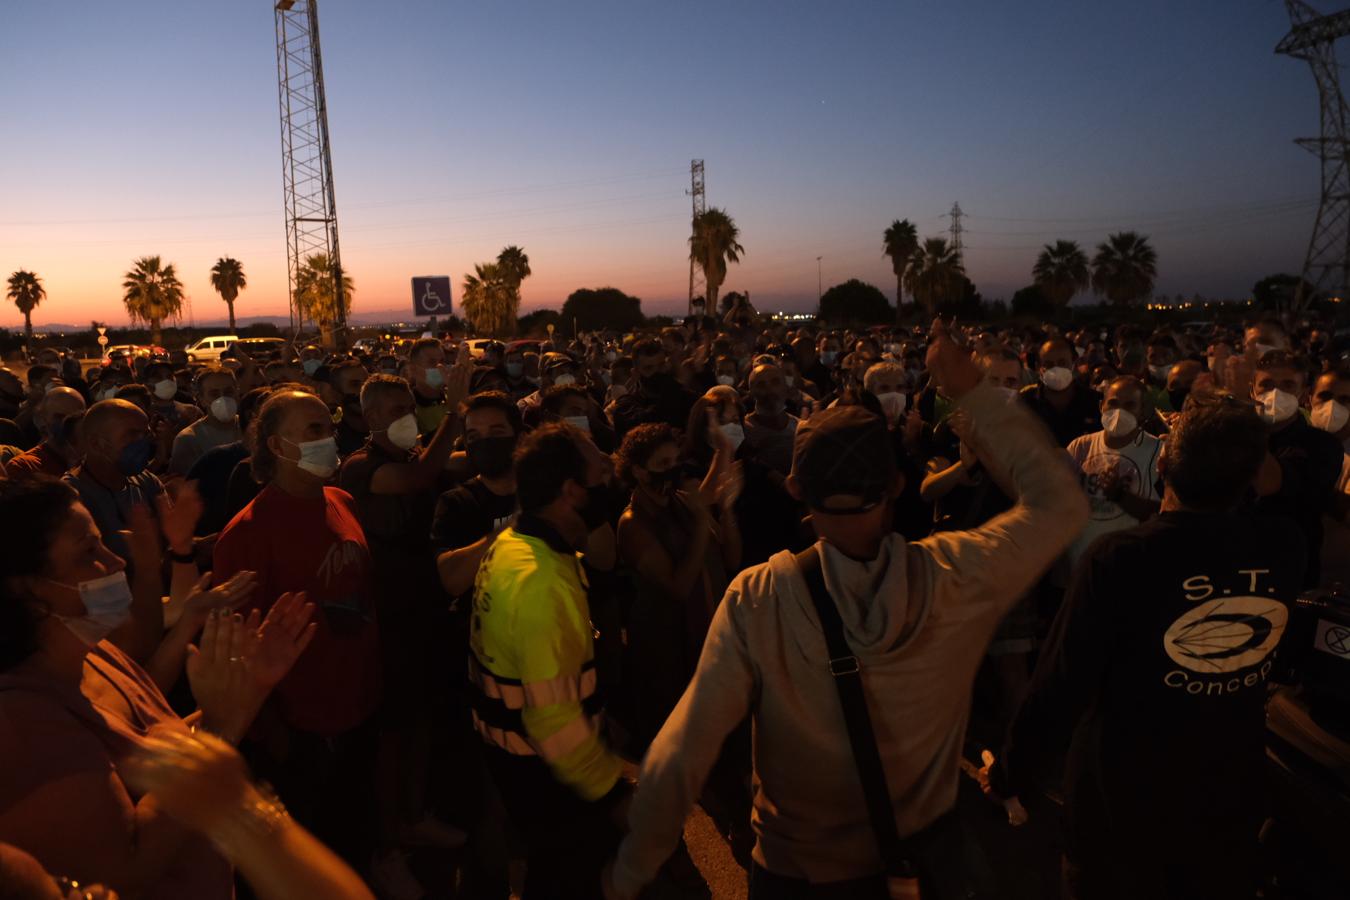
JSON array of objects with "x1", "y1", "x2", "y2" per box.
[{"x1": 796, "y1": 545, "x2": 916, "y2": 881}]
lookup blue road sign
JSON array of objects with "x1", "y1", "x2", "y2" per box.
[{"x1": 412, "y1": 276, "x2": 452, "y2": 317}]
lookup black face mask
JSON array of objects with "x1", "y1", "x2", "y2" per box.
[
  {"x1": 1168, "y1": 388, "x2": 1190, "y2": 411},
  {"x1": 341, "y1": 392, "x2": 362, "y2": 410},
  {"x1": 578, "y1": 483, "x2": 611, "y2": 531},
  {"x1": 467, "y1": 435, "x2": 517, "y2": 478}
]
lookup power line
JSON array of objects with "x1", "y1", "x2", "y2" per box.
[{"x1": 0, "y1": 168, "x2": 688, "y2": 228}]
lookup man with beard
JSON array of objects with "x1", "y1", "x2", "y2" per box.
[{"x1": 610, "y1": 340, "x2": 697, "y2": 440}]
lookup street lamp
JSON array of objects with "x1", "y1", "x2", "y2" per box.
[{"x1": 816, "y1": 256, "x2": 823, "y2": 302}]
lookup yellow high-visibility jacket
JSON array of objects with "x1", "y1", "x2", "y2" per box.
[{"x1": 468, "y1": 516, "x2": 622, "y2": 801}]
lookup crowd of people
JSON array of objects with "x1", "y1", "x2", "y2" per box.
[{"x1": 0, "y1": 302, "x2": 1347, "y2": 900}]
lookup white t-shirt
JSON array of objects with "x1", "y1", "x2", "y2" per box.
[{"x1": 1065, "y1": 428, "x2": 1163, "y2": 568}]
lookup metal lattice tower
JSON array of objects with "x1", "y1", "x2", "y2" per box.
[
  {"x1": 1277, "y1": 1, "x2": 1350, "y2": 307},
  {"x1": 275, "y1": 0, "x2": 348, "y2": 347},
  {"x1": 948, "y1": 202, "x2": 964, "y2": 259},
  {"x1": 687, "y1": 159, "x2": 707, "y2": 315}
]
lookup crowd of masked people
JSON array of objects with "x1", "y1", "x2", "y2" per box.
[{"x1": 0, "y1": 307, "x2": 1347, "y2": 900}]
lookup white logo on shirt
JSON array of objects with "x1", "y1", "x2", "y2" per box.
[{"x1": 1162, "y1": 596, "x2": 1287, "y2": 674}]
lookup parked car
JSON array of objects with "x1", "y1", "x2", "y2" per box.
[
  {"x1": 102, "y1": 344, "x2": 160, "y2": 366},
  {"x1": 221, "y1": 337, "x2": 287, "y2": 362},
  {"x1": 465, "y1": 338, "x2": 499, "y2": 359},
  {"x1": 184, "y1": 335, "x2": 240, "y2": 363},
  {"x1": 506, "y1": 339, "x2": 543, "y2": 355}
]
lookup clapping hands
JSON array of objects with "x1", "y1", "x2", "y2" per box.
[{"x1": 187, "y1": 592, "x2": 316, "y2": 744}]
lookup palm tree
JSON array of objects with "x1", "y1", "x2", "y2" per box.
[
  {"x1": 461, "y1": 262, "x2": 517, "y2": 337},
  {"x1": 1090, "y1": 232, "x2": 1158, "y2": 305},
  {"x1": 209, "y1": 257, "x2": 247, "y2": 332},
  {"x1": 295, "y1": 253, "x2": 354, "y2": 348},
  {"x1": 496, "y1": 246, "x2": 531, "y2": 288},
  {"x1": 882, "y1": 219, "x2": 920, "y2": 312},
  {"x1": 122, "y1": 256, "x2": 184, "y2": 346},
  {"x1": 6, "y1": 270, "x2": 46, "y2": 358},
  {"x1": 903, "y1": 237, "x2": 966, "y2": 319},
  {"x1": 689, "y1": 208, "x2": 745, "y2": 313},
  {"x1": 1032, "y1": 240, "x2": 1090, "y2": 308}
]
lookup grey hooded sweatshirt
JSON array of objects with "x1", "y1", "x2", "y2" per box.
[{"x1": 611, "y1": 382, "x2": 1090, "y2": 895}]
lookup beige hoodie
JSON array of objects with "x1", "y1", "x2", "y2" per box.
[{"x1": 612, "y1": 382, "x2": 1090, "y2": 894}]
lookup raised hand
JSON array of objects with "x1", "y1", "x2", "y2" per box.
[
  {"x1": 976, "y1": 750, "x2": 1029, "y2": 827},
  {"x1": 925, "y1": 319, "x2": 982, "y2": 401},
  {"x1": 444, "y1": 343, "x2": 475, "y2": 409},
  {"x1": 251, "y1": 592, "x2": 317, "y2": 692},
  {"x1": 157, "y1": 480, "x2": 204, "y2": 555},
  {"x1": 187, "y1": 609, "x2": 258, "y2": 742},
  {"x1": 182, "y1": 571, "x2": 258, "y2": 626},
  {"x1": 125, "y1": 502, "x2": 162, "y2": 568}
]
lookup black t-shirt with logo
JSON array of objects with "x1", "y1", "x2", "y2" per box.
[
  {"x1": 430, "y1": 477, "x2": 518, "y2": 616},
  {"x1": 430, "y1": 477, "x2": 518, "y2": 557},
  {"x1": 994, "y1": 510, "x2": 1307, "y2": 854}
]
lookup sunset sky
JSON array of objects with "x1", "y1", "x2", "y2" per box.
[{"x1": 0, "y1": 0, "x2": 1323, "y2": 329}]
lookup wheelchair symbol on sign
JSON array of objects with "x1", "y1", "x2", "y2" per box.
[{"x1": 420, "y1": 282, "x2": 447, "y2": 313}]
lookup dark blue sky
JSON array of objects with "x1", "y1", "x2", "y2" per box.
[{"x1": 0, "y1": 0, "x2": 1327, "y2": 323}]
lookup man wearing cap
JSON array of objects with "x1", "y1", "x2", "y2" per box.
[
  {"x1": 519, "y1": 352, "x2": 582, "y2": 420},
  {"x1": 605, "y1": 322, "x2": 1089, "y2": 899}
]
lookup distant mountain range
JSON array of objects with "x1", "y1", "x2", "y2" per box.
[{"x1": 10, "y1": 307, "x2": 454, "y2": 335}]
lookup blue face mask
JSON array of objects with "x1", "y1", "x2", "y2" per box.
[
  {"x1": 506, "y1": 362, "x2": 524, "y2": 378},
  {"x1": 50, "y1": 571, "x2": 133, "y2": 645},
  {"x1": 302, "y1": 359, "x2": 322, "y2": 377},
  {"x1": 115, "y1": 438, "x2": 155, "y2": 476}
]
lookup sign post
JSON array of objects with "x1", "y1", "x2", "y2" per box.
[{"x1": 412, "y1": 277, "x2": 452, "y2": 317}]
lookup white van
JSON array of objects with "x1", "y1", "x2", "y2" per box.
[{"x1": 185, "y1": 335, "x2": 240, "y2": 363}]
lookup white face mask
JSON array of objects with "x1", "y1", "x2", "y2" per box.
[
  {"x1": 552, "y1": 373, "x2": 577, "y2": 387},
  {"x1": 51, "y1": 571, "x2": 133, "y2": 646},
  {"x1": 209, "y1": 395, "x2": 238, "y2": 423},
  {"x1": 876, "y1": 391, "x2": 907, "y2": 425},
  {"x1": 1149, "y1": 364, "x2": 1172, "y2": 382},
  {"x1": 1040, "y1": 366, "x2": 1073, "y2": 392},
  {"x1": 716, "y1": 422, "x2": 745, "y2": 452},
  {"x1": 564, "y1": 415, "x2": 591, "y2": 433},
  {"x1": 285, "y1": 436, "x2": 339, "y2": 478},
  {"x1": 784, "y1": 375, "x2": 796, "y2": 388},
  {"x1": 385, "y1": 413, "x2": 420, "y2": 450},
  {"x1": 98, "y1": 387, "x2": 120, "y2": 402},
  {"x1": 1311, "y1": 399, "x2": 1349, "y2": 434},
  {"x1": 1101, "y1": 408, "x2": 1138, "y2": 438},
  {"x1": 153, "y1": 379, "x2": 178, "y2": 401},
  {"x1": 1255, "y1": 389, "x2": 1300, "y2": 426},
  {"x1": 1253, "y1": 342, "x2": 1278, "y2": 358},
  {"x1": 716, "y1": 374, "x2": 736, "y2": 386},
  {"x1": 994, "y1": 386, "x2": 1019, "y2": 403}
]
